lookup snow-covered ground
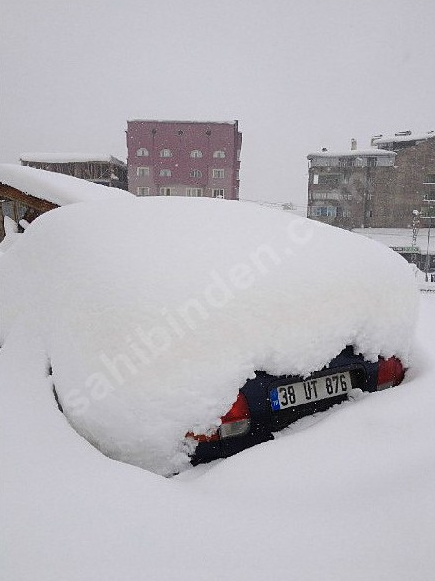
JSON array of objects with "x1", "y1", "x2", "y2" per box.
[{"x1": 1, "y1": 294, "x2": 434, "y2": 580}]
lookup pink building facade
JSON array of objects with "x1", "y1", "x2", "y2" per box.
[{"x1": 126, "y1": 120, "x2": 242, "y2": 199}]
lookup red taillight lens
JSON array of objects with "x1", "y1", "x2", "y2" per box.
[
  {"x1": 377, "y1": 356, "x2": 405, "y2": 390},
  {"x1": 220, "y1": 393, "x2": 250, "y2": 424},
  {"x1": 187, "y1": 392, "x2": 251, "y2": 442},
  {"x1": 218, "y1": 392, "x2": 251, "y2": 439}
]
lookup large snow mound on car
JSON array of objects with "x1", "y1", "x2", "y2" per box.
[{"x1": 0, "y1": 197, "x2": 418, "y2": 474}]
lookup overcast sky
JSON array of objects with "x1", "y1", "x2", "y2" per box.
[{"x1": 1, "y1": 0, "x2": 435, "y2": 207}]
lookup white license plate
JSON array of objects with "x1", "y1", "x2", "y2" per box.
[{"x1": 270, "y1": 371, "x2": 352, "y2": 411}]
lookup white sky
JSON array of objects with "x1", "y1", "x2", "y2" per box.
[{"x1": 1, "y1": 0, "x2": 435, "y2": 207}]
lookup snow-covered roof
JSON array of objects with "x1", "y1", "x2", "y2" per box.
[
  {"x1": 0, "y1": 164, "x2": 132, "y2": 206},
  {"x1": 20, "y1": 152, "x2": 126, "y2": 165},
  {"x1": 307, "y1": 148, "x2": 395, "y2": 159},
  {"x1": 372, "y1": 132, "x2": 435, "y2": 146},
  {"x1": 127, "y1": 119, "x2": 238, "y2": 125},
  {"x1": 353, "y1": 227, "x2": 435, "y2": 254}
]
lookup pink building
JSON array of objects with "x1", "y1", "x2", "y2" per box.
[{"x1": 126, "y1": 120, "x2": 242, "y2": 199}]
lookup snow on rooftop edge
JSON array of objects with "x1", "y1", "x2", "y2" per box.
[
  {"x1": 20, "y1": 153, "x2": 126, "y2": 165},
  {"x1": 307, "y1": 149, "x2": 395, "y2": 158},
  {"x1": 354, "y1": 228, "x2": 435, "y2": 254},
  {"x1": 372, "y1": 132, "x2": 435, "y2": 145},
  {"x1": 127, "y1": 119, "x2": 238, "y2": 125},
  {"x1": 0, "y1": 197, "x2": 418, "y2": 475},
  {"x1": 0, "y1": 164, "x2": 132, "y2": 206}
]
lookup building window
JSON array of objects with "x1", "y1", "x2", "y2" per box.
[
  {"x1": 186, "y1": 188, "x2": 203, "y2": 197},
  {"x1": 339, "y1": 157, "x2": 356, "y2": 168},
  {"x1": 190, "y1": 150, "x2": 203, "y2": 158},
  {"x1": 190, "y1": 169, "x2": 202, "y2": 178},
  {"x1": 160, "y1": 187, "x2": 172, "y2": 196},
  {"x1": 342, "y1": 209, "x2": 351, "y2": 218},
  {"x1": 312, "y1": 192, "x2": 344, "y2": 201},
  {"x1": 366, "y1": 209, "x2": 373, "y2": 218},
  {"x1": 310, "y1": 206, "x2": 337, "y2": 217},
  {"x1": 160, "y1": 149, "x2": 172, "y2": 158},
  {"x1": 237, "y1": 149, "x2": 241, "y2": 161},
  {"x1": 137, "y1": 187, "x2": 150, "y2": 196},
  {"x1": 159, "y1": 169, "x2": 172, "y2": 177},
  {"x1": 318, "y1": 174, "x2": 340, "y2": 187},
  {"x1": 213, "y1": 150, "x2": 225, "y2": 158},
  {"x1": 136, "y1": 148, "x2": 149, "y2": 156},
  {"x1": 424, "y1": 190, "x2": 435, "y2": 201},
  {"x1": 212, "y1": 189, "x2": 225, "y2": 199},
  {"x1": 212, "y1": 169, "x2": 225, "y2": 178},
  {"x1": 367, "y1": 157, "x2": 378, "y2": 167},
  {"x1": 137, "y1": 166, "x2": 150, "y2": 177},
  {"x1": 424, "y1": 174, "x2": 435, "y2": 184}
]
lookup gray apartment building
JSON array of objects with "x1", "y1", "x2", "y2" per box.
[
  {"x1": 126, "y1": 120, "x2": 242, "y2": 200},
  {"x1": 307, "y1": 131, "x2": 435, "y2": 229}
]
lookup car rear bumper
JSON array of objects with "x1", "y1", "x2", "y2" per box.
[{"x1": 190, "y1": 347, "x2": 379, "y2": 464}]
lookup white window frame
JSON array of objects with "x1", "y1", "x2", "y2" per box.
[
  {"x1": 213, "y1": 150, "x2": 225, "y2": 159},
  {"x1": 136, "y1": 166, "x2": 150, "y2": 177},
  {"x1": 212, "y1": 189, "x2": 225, "y2": 199},
  {"x1": 136, "y1": 148, "x2": 149, "y2": 157},
  {"x1": 159, "y1": 169, "x2": 172, "y2": 177},
  {"x1": 186, "y1": 188, "x2": 203, "y2": 197},
  {"x1": 212, "y1": 169, "x2": 225, "y2": 178},
  {"x1": 159, "y1": 187, "x2": 173, "y2": 196},
  {"x1": 190, "y1": 150, "x2": 203, "y2": 158},
  {"x1": 137, "y1": 187, "x2": 150, "y2": 196},
  {"x1": 160, "y1": 148, "x2": 172, "y2": 158},
  {"x1": 190, "y1": 169, "x2": 202, "y2": 178},
  {"x1": 310, "y1": 206, "x2": 337, "y2": 217}
]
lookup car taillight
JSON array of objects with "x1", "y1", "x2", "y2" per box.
[
  {"x1": 219, "y1": 392, "x2": 251, "y2": 439},
  {"x1": 377, "y1": 356, "x2": 405, "y2": 390},
  {"x1": 186, "y1": 392, "x2": 251, "y2": 442}
]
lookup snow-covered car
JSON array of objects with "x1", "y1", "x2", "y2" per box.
[{"x1": 0, "y1": 195, "x2": 417, "y2": 476}]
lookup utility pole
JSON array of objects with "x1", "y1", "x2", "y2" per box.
[
  {"x1": 424, "y1": 218, "x2": 433, "y2": 282},
  {"x1": 421, "y1": 199, "x2": 434, "y2": 282},
  {"x1": 411, "y1": 210, "x2": 420, "y2": 265}
]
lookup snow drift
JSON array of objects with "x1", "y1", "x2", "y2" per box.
[{"x1": 0, "y1": 196, "x2": 418, "y2": 474}]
